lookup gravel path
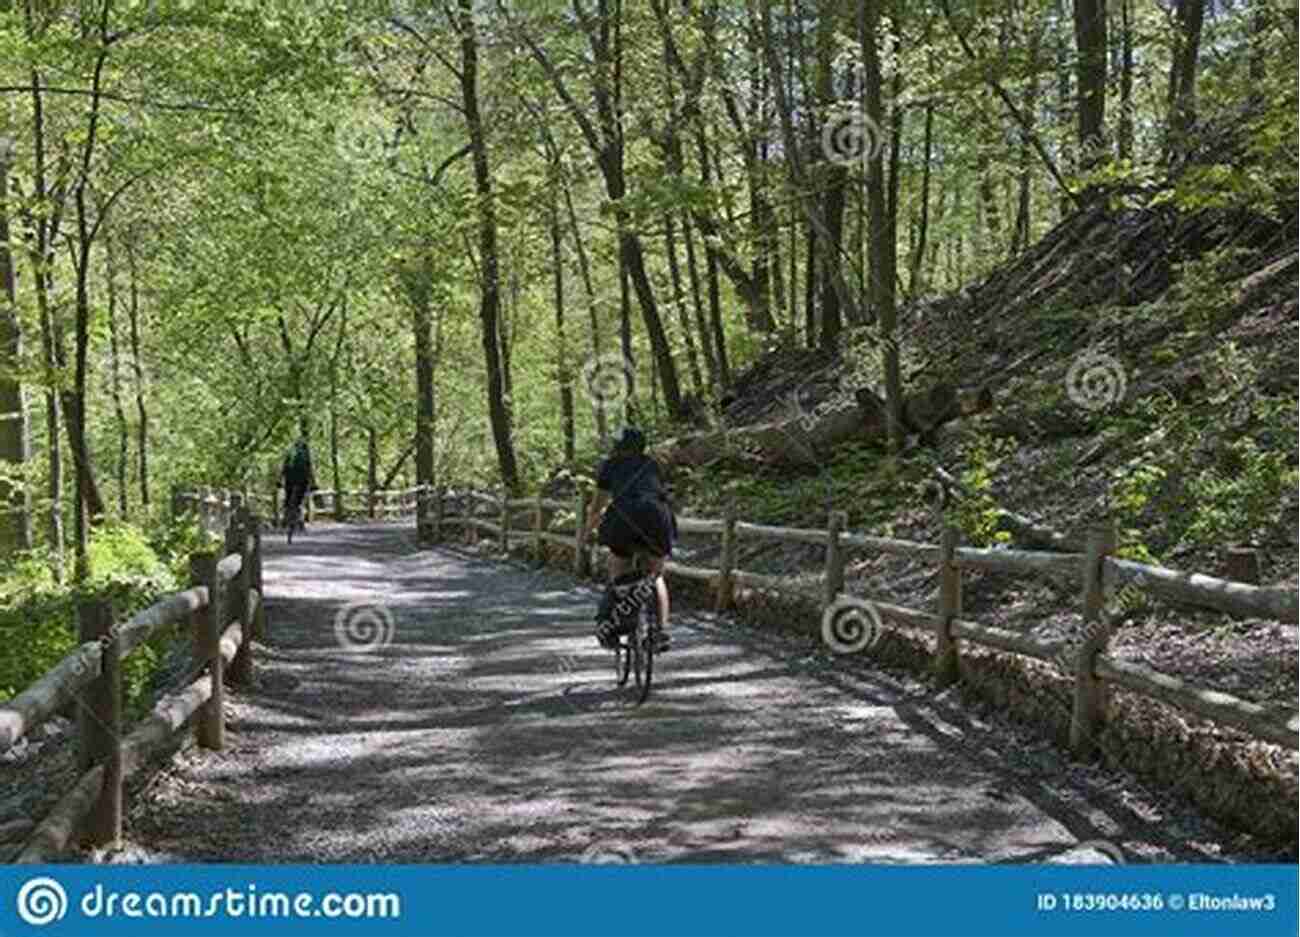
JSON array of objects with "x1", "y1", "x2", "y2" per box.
[{"x1": 118, "y1": 522, "x2": 1255, "y2": 864}]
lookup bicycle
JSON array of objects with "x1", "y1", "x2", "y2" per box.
[
  {"x1": 609, "y1": 556, "x2": 661, "y2": 705},
  {"x1": 283, "y1": 499, "x2": 305, "y2": 544}
]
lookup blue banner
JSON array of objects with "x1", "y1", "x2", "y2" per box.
[{"x1": 0, "y1": 865, "x2": 1295, "y2": 937}]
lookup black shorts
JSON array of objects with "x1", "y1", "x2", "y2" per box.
[{"x1": 598, "y1": 497, "x2": 675, "y2": 559}]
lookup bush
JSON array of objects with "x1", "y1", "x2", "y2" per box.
[{"x1": 0, "y1": 523, "x2": 181, "y2": 709}]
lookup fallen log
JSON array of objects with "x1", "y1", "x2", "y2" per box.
[
  {"x1": 932, "y1": 466, "x2": 1085, "y2": 553},
  {"x1": 654, "y1": 383, "x2": 992, "y2": 469}
]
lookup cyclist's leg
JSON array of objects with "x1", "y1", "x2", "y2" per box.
[{"x1": 644, "y1": 553, "x2": 671, "y2": 650}]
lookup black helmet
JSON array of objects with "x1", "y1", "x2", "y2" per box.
[{"x1": 612, "y1": 426, "x2": 647, "y2": 454}]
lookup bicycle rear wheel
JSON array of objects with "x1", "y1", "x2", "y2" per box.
[
  {"x1": 615, "y1": 638, "x2": 631, "y2": 686},
  {"x1": 631, "y1": 621, "x2": 644, "y2": 690},
  {"x1": 636, "y1": 601, "x2": 654, "y2": 704}
]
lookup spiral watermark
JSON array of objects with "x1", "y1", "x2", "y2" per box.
[
  {"x1": 581, "y1": 352, "x2": 634, "y2": 413},
  {"x1": 821, "y1": 596, "x2": 883, "y2": 655},
  {"x1": 820, "y1": 109, "x2": 887, "y2": 167},
  {"x1": 334, "y1": 108, "x2": 390, "y2": 167},
  {"x1": 17, "y1": 877, "x2": 68, "y2": 926},
  {"x1": 579, "y1": 843, "x2": 636, "y2": 864},
  {"x1": 1066, "y1": 352, "x2": 1127, "y2": 411},
  {"x1": 333, "y1": 601, "x2": 396, "y2": 653}
]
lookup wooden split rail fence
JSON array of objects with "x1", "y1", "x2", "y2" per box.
[
  {"x1": 424, "y1": 485, "x2": 1299, "y2": 755},
  {"x1": 0, "y1": 493, "x2": 265, "y2": 862}
]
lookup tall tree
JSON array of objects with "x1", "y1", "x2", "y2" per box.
[
  {"x1": 1073, "y1": 0, "x2": 1108, "y2": 172},
  {"x1": 459, "y1": 0, "x2": 519, "y2": 491},
  {"x1": 0, "y1": 132, "x2": 31, "y2": 553}
]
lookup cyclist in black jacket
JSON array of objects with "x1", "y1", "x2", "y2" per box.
[
  {"x1": 281, "y1": 438, "x2": 316, "y2": 526},
  {"x1": 585, "y1": 427, "x2": 675, "y2": 652}
]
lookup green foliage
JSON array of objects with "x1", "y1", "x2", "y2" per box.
[
  {"x1": 1111, "y1": 463, "x2": 1166, "y2": 563},
  {"x1": 1180, "y1": 437, "x2": 1296, "y2": 547},
  {"x1": 0, "y1": 524, "x2": 179, "y2": 709},
  {"x1": 946, "y1": 435, "x2": 1014, "y2": 548}
]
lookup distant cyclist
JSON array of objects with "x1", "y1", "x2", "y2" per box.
[
  {"x1": 585, "y1": 427, "x2": 675, "y2": 652},
  {"x1": 281, "y1": 437, "x2": 316, "y2": 527}
]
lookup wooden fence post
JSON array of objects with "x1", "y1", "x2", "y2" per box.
[
  {"x1": 190, "y1": 551, "x2": 225, "y2": 751},
  {"x1": 251, "y1": 517, "x2": 267, "y2": 641},
  {"x1": 824, "y1": 511, "x2": 846, "y2": 607},
  {"x1": 434, "y1": 486, "x2": 445, "y2": 543},
  {"x1": 1070, "y1": 517, "x2": 1117, "y2": 759},
  {"x1": 1226, "y1": 547, "x2": 1260, "y2": 584},
  {"x1": 716, "y1": 501, "x2": 738, "y2": 612},
  {"x1": 229, "y1": 508, "x2": 253, "y2": 685},
  {"x1": 499, "y1": 492, "x2": 510, "y2": 554},
  {"x1": 77, "y1": 598, "x2": 121, "y2": 847},
  {"x1": 533, "y1": 493, "x2": 544, "y2": 565},
  {"x1": 934, "y1": 527, "x2": 962, "y2": 687},
  {"x1": 573, "y1": 488, "x2": 589, "y2": 577},
  {"x1": 335, "y1": 489, "x2": 345, "y2": 522}
]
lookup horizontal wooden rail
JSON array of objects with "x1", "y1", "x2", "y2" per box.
[
  {"x1": 9, "y1": 490, "x2": 267, "y2": 859},
  {"x1": 1095, "y1": 656, "x2": 1298, "y2": 749},
  {"x1": 17, "y1": 619, "x2": 246, "y2": 863},
  {"x1": 954, "y1": 546, "x2": 1082, "y2": 577},
  {"x1": 425, "y1": 484, "x2": 1298, "y2": 753},
  {"x1": 1105, "y1": 557, "x2": 1299, "y2": 624},
  {"x1": 735, "y1": 521, "x2": 828, "y2": 545},
  {"x1": 675, "y1": 517, "x2": 725, "y2": 535}
]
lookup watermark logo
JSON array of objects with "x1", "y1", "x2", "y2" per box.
[
  {"x1": 581, "y1": 352, "x2": 634, "y2": 413},
  {"x1": 821, "y1": 596, "x2": 883, "y2": 655},
  {"x1": 1066, "y1": 351, "x2": 1127, "y2": 411},
  {"x1": 820, "y1": 109, "x2": 887, "y2": 167},
  {"x1": 791, "y1": 369, "x2": 869, "y2": 434},
  {"x1": 334, "y1": 107, "x2": 402, "y2": 169},
  {"x1": 579, "y1": 843, "x2": 636, "y2": 864},
  {"x1": 333, "y1": 601, "x2": 396, "y2": 653},
  {"x1": 17, "y1": 877, "x2": 68, "y2": 926}
]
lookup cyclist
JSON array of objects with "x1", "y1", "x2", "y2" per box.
[
  {"x1": 281, "y1": 437, "x2": 316, "y2": 528},
  {"x1": 585, "y1": 426, "x2": 675, "y2": 652}
]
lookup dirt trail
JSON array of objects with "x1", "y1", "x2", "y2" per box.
[{"x1": 122, "y1": 522, "x2": 1238, "y2": 864}]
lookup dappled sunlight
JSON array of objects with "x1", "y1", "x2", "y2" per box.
[{"x1": 124, "y1": 525, "x2": 1232, "y2": 864}]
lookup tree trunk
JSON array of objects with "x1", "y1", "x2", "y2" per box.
[
  {"x1": 550, "y1": 207, "x2": 575, "y2": 462},
  {"x1": 0, "y1": 139, "x2": 31, "y2": 553},
  {"x1": 814, "y1": 8, "x2": 843, "y2": 351},
  {"x1": 459, "y1": 0, "x2": 519, "y2": 492},
  {"x1": 1073, "y1": 0, "x2": 1108, "y2": 171},
  {"x1": 104, "y1": 237, "x2": 129, "y2": 517},
  {"x1": 1012, "y1": 21, "x2": 1042, "y2": 255},
  {"x1": 680, "y1": 210, "x2": 719, "y2": 390},
  {"x1": 1117, "y1": 0, "x2": 1134, "y2": 161},
  {"x1": 863, "y1": 0, "x2": 903, "y2": 452},
  {"x1": 560, "y1": 173, "x2": 607, "y2": 442},
  {"x1": 663, "y1": 214, "x2": 703, "y2": 394},
  {"x1": 410, "y1": 251, "x2": 435, "y2": 496},
  {"x1": 657, "y1": 382, "x2": 992, "y2": 469},
  {"x1": 1055, "y1": 0, "x2": 1073, "y2": 218},
  {"x1": 367, "y1": 426, "x2": 378, "y2": 516},
  {"x1": 908, "y1": 96, "x2": 934, "y2": 294},
  {"x1": 330, "y1": 298, "x2": 345, "y2": 502},
  {"x1": 618, "y1": 246, "x2": 633, "y2": 424},
  {"x1": 124, "y1": 237, "x2": 149, "y2": 508},
  {"x1": 1165, "y1": 0, "x2": 1204, "y2": 162}
]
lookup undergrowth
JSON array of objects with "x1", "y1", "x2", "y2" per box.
[{"x1": 0, "y1": 515, "x2": 219, "y2": 715}]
